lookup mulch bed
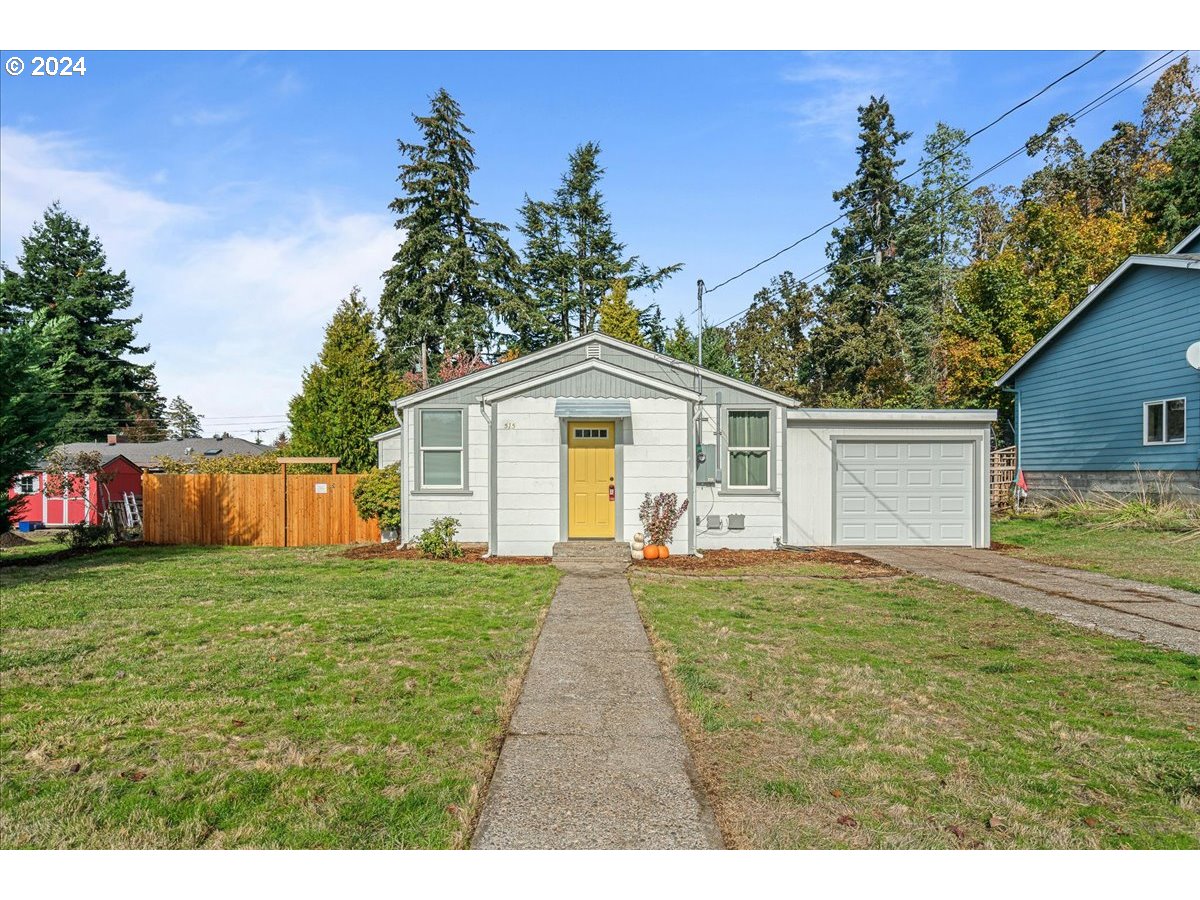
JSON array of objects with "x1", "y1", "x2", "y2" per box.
[
  {"x1": 631, "y1": 547, "x2": 897, "y2": 574},
  {"x1": 342, "y1": 542, "x2": 551, "y2": 566}
]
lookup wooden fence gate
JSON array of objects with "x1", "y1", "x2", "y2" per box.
[
  {"x1": 990, "y1": 445, "x2": 1018, "y2": 511},
  {"x1": 143, "y1": 473, "x2": 380, "y2": 546}
]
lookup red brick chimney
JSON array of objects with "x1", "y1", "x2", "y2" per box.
[{"x1": 107, "y1": 434, "x2": 119, "y2": 445}]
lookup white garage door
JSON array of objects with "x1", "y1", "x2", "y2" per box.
[{"x1": 834, "y1": 441, "x2": 974, "y2": 546}]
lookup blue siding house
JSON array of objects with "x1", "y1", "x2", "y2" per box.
[{"x1": 996, "y1": 225, "x2": 1200, "y2": 499}]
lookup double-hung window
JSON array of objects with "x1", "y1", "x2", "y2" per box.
[
  {"x1": 727, "y1": 410, "x2": 771, "y2": 488},
  {"x1": 419, "y1": 409, "x2": 465, "y2": 489},
  {"x1": 17, "y1": 474, "x2": 38, "y2": 494},
  {"x1": 1144, "y1": 398, "x2": 1186, "y2": 445}
]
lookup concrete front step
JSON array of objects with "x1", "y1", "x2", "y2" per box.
[{"x1": 552, "y1": 541, "x2": 631, "y2": 561}]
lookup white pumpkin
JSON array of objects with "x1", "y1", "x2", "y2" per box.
[{"x1": 631, "y1": 549, "x2": 645, "y2": 561}]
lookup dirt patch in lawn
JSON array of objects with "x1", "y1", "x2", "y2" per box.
[
  {"x1": 633, "y1": 547, "x2": 898, "y2": 576},
  {"x1": 343, "y1": 542, "x2": 551, "y2": 566},
  {"x1": 0, "y1": 532, "x2": 33, "y2": 548}
]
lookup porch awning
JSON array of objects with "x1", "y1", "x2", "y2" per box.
[{"x1": 553, "y1": 399, "x2": 632, "y2": 419}]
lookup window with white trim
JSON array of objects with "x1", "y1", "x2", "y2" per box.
[
  {"x1": 17, "y1": 474, "x2": 38, "y2": 494},
  {"x1": 419, "y1": 409, "x2": 465, "y2": 488},
  {"x1": 1144, "y1": 398, "x2": 1186, "y2": 445},
  {"x1": 727, "y1": 410, "x2": 771, "y2": 488}
]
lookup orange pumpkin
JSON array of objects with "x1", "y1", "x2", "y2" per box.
[
  {"x1": 658, "y1": 545, "x2": 670, "y2": 559},
  {"x1": 643, "y1": 544, "x2": 660, "y2": 560}
]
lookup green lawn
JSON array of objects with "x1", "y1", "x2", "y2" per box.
[
  {"x1": 993, "y1": 517, "x2": 1200, "y2": 593},
  {"x1": 0, "y1": 529, "x2": 71, "y2": 561},
  {"x1": 633, "y1": 566, "x2": 1200, "y2": 849},
  {"x1": 0, "y1": 544, "x2": 557, "y2": 848}
]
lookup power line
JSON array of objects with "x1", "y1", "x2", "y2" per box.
[
  {"x1": 702, "y1": 50, "x2": 1185, "y2": 331},
  {"x1": 703, "y1": 49, "x2": 1114, "y2": 296}
]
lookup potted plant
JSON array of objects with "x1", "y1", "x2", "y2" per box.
[{"x1": 639, "y1": 492, "x2": 688, "y2": 559}]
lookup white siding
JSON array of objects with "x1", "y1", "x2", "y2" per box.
[
  {"x1": 786, "y1": 421, "x2": 992, "y2": 548},
  {"x1": 692, "y1": 402, "x2": 786, "y2": 551},
  {"x1": 405, "y1": 404, "x2": 490, "y2": 545},
  {"x1": 624, "y1": 398, "x2": 691, "y2": 555},
  {"x1": 494, "y1": 397, "x2": 560, "y2": 556},
  {"x1": 376, "y1": 433, "x2": 402, "y2": 468}
]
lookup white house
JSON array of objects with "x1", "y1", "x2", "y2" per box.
[{"x1": 372, "y1": 333, "x2": 995, "y2": 556}]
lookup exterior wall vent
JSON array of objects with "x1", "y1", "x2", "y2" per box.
[
  {"x1": 585, "y1": 344, "x2": 601, "y2": 359},
  {"x1": 727, "y1": 514, "x2": 745, "y2": 531}
]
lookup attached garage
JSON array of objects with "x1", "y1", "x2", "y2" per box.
[{"x1": 786, "y1": 409, "x2": 996, "y2": 549}]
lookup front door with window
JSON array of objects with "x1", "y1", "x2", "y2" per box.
[{"x1": 567, "y1": 421, "x2": 615, "y2": 539}]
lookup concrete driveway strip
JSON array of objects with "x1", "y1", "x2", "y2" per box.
[
  {"x1": 860, "y1": 547, "x2": 1200, "y2": 654},
  {"x1": 473, "y1": 569, "x2": 723, "y2": 849}
]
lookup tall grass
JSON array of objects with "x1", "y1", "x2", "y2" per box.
[{"x1": 1020, "y1": 469, "x2": 1199, "y2": 541}]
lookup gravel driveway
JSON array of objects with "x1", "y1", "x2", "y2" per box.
[{"x1": 859, "y1": 547, "x2": 1200, "y2": 654}]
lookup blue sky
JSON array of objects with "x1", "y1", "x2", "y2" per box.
[{"x1": 0, "y1": 50, "x2": 1167, "y2": 436}]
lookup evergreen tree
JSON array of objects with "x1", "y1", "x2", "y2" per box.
[
  {"x1": 517, "y1": 142, "x2": 681, "y2": 346},
  {"x1": 897, "y1": 123, "x2": 975, "y2": 405},
  {"x1": 810, "y1": 96, "x2": 913, "y2": 406},
  {"x1": 660, "y1": 313, "x2": 736, "y2": 376},
  {"x1": 0, "y1": 204, "x2": 157, "y2": 441},
  {"x1": 0, "y1": 314, "x2": 66, "y2": 532},
  {"x1": 1140, "y1": 112, "x2": 1200, "y2": 244},
  {"x1": 730, "y1": 272, "x2": 816, "y2": 399},
  {"x1": 288, "y1": 289, "x2": 406, "y2": 473},
  {"x1": 597, "y1": 280, "x2": 644, "y2": 346},
  {"x1": 663, "y1": 314, "x2": 696, "y2": 363},
  {"x1": 164, "y1": 395, "x2": 203, "y2": 439},
  {"x1": 378, "y1": 89, "x2": 523, "y2": 381}
]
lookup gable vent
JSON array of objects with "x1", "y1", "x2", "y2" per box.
[{"x1": 585, "y1": 344, "x2": 602, "y2": 359}]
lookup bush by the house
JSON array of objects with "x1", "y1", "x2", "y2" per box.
[
  {"x1": 416, "y1": 516, "x2": 463, "y2": 559},
  {"x1": 53, "y1": 521, "x2": 113, "y2": 549},
  {"x1": 639, "y1": 492, "x2": 689, "y2": 547},
  {"x1": 353, "y1": 465, "x2": 402, "y2": 534}
]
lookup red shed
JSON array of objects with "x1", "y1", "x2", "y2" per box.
[{"x1": 8, "y1": 453, "x2": 142, "y2": 528}]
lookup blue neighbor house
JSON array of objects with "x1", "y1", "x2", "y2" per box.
[{"x1": 996, "y1": 225, "x2": 1200, "y2": 500}]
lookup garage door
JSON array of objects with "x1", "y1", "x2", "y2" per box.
[{"x1": 834, "y1": 441, "x2": 974, "y2": 546}]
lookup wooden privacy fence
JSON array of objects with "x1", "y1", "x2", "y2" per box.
[
  {"x1": 143, "y1": 473, "x2": 380, "y2": 547},
  {"x1": 991, "y1": 445, "x2": 1018, "y2": 511}
]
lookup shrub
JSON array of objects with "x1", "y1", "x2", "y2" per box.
[
  {"x1": 352, "y1": 465, "x2": 402, "y2": 534},
  {"x1": 416, "y1": 516, "x2": 462, "y2": 559},
  {"x1": 53, "y1": 521, "x2": 113, "y2": 549},
  {"x1": 154, "y1": 450, "x2": 283, "y2": 474},
  {"x1": 639, "y1": 492, "x2": 689, "y2": 546}
]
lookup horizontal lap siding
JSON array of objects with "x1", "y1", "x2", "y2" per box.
[
  {"x1": 624, "y1": 399, "x2": 690, "y2": 554},
  {"x1": 405, "y1": 404, "x2": 489, "y2": 543},
  {"x1": 1016, "y1": 266, "x2": 1200, "y2": 471},
  {"x1": 694, "y1": 403, "x2": 785, "y2": 550},
  {"x1": 494, "y1": 397, "x2": 560, "y2": 555}
]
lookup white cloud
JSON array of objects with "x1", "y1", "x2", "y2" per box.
[
  {"x1": 782, "y1": 51, "x2": 955, "y2": 144},
  {"x1": 1, "y1": 127, "x2": 398, "y2": 433}
]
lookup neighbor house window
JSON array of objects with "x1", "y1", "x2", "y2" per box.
[
  {"x1": 727, "y1": 410, "x2": 771, "y2": 488},
  {"x1": 419, "y1": 409, "x2": 465, "y2": 488},
  {"x1": 17, "y1": 474, "x2": 38, "y2": 494},
  {"x1": 1144, "y1": 398, "x2": 1186, "y2": 445}
]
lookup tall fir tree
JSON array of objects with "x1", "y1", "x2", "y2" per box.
[
  {"x1": 810, "y1": 96, "x2": 913, "y2": 406},
  {"x1": 597, "y1": 279, "x2": 644, "y2": 346},
  {"x1": 0, "y1": 204, "x2": 158, "y2": 441},
  {"x1": 0, "y1": 313, "x2": 66, "y2": 532},
  {"x1": 378, "y1": 89, "x2": 523, "y2": 381},
  {"x1": 897, "y1": 123, "x2": 975, "y2": 405},
  {"x1": 164, "y1": 395, "x2": 203, "y2": 439},
  {"x1": 289, "y1": 289, "x2": 407, "y2": 473},
  {"x1": 660, "y1": 313, "x2": 737, "y2": 376},
  {"x1": 516, "y1": 142, "x2": 681, "y2": 347}
]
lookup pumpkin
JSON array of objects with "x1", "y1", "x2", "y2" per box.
[
  {"x1": 658, "y1": 545, "x2": 670, "y2": 559},
  {"x1": 643, "y1": 544, "x2": 660, "y2": 560}
]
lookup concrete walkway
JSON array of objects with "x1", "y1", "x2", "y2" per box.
[
  {"x1": 861, "y1": 547, "x2": 1200, "y2": 654},
  {"x1": 473, "y1": 568, "x2": 723, "y2": 849}
]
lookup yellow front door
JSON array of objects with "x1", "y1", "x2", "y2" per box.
[{"x1": 567, "y1": 421, "x2": 616, "y2": 539}]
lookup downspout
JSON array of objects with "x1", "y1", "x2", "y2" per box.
[{"x1": 481, "y1": 397, "x2": 497, "y2": 558}]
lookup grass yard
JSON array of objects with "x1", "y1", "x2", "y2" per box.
[
  {"x1": 633, "y1": 562, "x2": 1200, "y2": 849},
  {"x1": 0, "y1": 544, "x2": 557, "y2": 848},
  {"x1": 993, "y1": 517, "x2": 1200, "y2": 594}
]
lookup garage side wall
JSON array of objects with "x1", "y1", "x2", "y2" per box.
[{"x1": 787, "y1": 422, "x2": 992, "y2": 548}]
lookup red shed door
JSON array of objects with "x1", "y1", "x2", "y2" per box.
[{"x1": 44, "y1": 473, "x2": 89, "y2": 526}]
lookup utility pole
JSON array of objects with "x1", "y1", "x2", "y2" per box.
[
  {"x1": 250, "y1": 428, "x2": 267, "y2": 445},
  {"x1": 696, "y1": 279, "x2": 704, "y2": 371}
]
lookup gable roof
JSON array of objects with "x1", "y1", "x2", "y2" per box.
[
  {"x1": 1170, "y1": 224, "x2": 1200, "y2": 254},
  {"x1": 995, "y1": 253, "x2": 1200, "y2": 387},
  {"x1": 45, "y1": 437, "x2": 272, "y2": 469},
  {"x1": 392, "y1": 332, "x2": 801, "y2": 410},
  {"x1": 480, "y1": 357, "x2": 705, "y2": 404}
]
